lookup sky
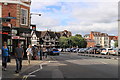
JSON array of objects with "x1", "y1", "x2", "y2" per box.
[{"x1": 30, "y1": 0, "x2": 119, "y2": 36}]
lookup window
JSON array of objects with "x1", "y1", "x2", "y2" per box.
[{"x1": 21, "y1": 8, "x2": 28, "y2": 25}]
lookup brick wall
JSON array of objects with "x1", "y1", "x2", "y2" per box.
[
  {"x1": 2, "y1": 3, "x2": 17, "y2": 27},
  {"x1": 2, "y1": 3, "x2": 30, "y2": 28},
  {"x1": 89, "y1": 32, "x2": 94, "y2": 39}
]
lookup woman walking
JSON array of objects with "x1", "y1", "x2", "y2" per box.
[
  {"x1": 2, "y1": 42, "x2": 9, "y2": 71},
  {"x1": 26, "y1": 45, "x2": 33, "y2": 64}
]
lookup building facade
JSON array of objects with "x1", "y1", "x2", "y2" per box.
[
  {"x1": 31, "y1": 30, "x2": 72, "y2": 48},
  {"x1": 109, "y1": 36, "x2": 118, "y2": 48},
  {"x1": 0, "y1": 0, "x2": 31, "y2": 53},
  {"x1": 89, "y1": 31, "x2": 109, "y2": 48},
  {"x1": 85, "y1": 39, "x2": 95, "y2": 48}
]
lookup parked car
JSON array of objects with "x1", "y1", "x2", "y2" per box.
[
  {"x1": 118, "y1": 48, "x2": 120, "y2": 56},
  {"x1": 100, "y1": 48, "x2": 112, "y2": 55},
  {"x1": 84, "y1": 48, "x2": 90, "y2": 53},
  {"x1": 49, "y1": 48, "x2": 60, "y2": 55},
  {"x1": 95, "y1": 48, "x2": 101, "y2": 54},
  {"x1": 66, "y1": 48, "x2": 71, "y2": 52},
  {"x1": 87, "y1": 47, "x2": 95, "y2": 54},
  {"x1": 78, "y1": 48, "x2": 83, "y2": 53},
  {"x1": 58, "y1": 48, "x2": 62, "y2": 52}
]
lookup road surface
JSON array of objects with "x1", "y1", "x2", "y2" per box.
[{"x1": 21, "y1": 53, "x2": 118, "y2": 80}]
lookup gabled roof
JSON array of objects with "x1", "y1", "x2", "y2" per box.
[
  {"x1": 91, "y1": 31, "x2": 108, "y2": 37},
  {"x1": 109, "y1": 36, "x2": 118, "y2": 40},
  {"x1": 35, "y1": 31, "x2": 41, "y2": 38}
]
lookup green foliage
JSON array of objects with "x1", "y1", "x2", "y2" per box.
[
  {"x1": 59, "y1": 34, "x2": 87, "y2": 48},
  {"x1": 114, "y1": 40, "x2": 118, "y2": 47}
]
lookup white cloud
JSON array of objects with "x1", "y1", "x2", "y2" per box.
[{"x1": 30, "y1": 0, "x2": 118, "y2": 36}]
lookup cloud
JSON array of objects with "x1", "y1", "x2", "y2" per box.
[{"x1": 30, "y1": 0, "x2": 118, "y2": 36}]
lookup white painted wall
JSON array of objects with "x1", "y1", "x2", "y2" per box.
[{"x1": 31, "y1": 31, "x2": 38, "y2": 46}]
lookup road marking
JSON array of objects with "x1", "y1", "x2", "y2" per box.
[
  {"x1": 40, "y1": 64, "x2": 43, "y2": 69},
  {"x1": 100, "y1": 62, "x2": 107, "y2": 64},
  {"x1": 22, "y1": 64, "x2": 43, "y2": 80}
]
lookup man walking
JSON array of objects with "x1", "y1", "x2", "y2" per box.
[{"x1": 14, "y1": 42, "x2": 24, "y2": 73}]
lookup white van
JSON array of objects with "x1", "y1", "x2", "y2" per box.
[{"x1": 101, "y1": 48, "x2": 112, "y2": 55}]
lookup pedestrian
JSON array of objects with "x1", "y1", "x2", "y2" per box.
[
  {"x1": 26, "y1": 45, "x2": 33, "y2": 64},
  {"x1": 14, "y1": 42, "x2": 24, "y2": 73},
  {"x1": 32, "y1": 45, "x2": 38, "y2": 60},
  {"x1": 2, "y1": 42, "x2": 9, "y2": 71},
  {"x1": 45, "y1": 48, "x2": 48, "y2": 58},
  {"x1": 42, "y1": 47, "x2": 46, "y2": 59}
]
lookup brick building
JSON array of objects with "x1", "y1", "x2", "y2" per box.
[
  {"x1": 89, "y1": 31, "x2": 109, "y2": 48},
  {"x1": 0, "y1": 0, "x2": 31, "y2": 53},
  {"x1": 84, "y1": 31, "x2": 109, "y2": 48},
  {"x1": 85, "y1": 39, "x2": 95, "y2": 48}
]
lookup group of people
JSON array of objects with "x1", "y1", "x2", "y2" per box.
[{"x1": 2, "y1": 42, "x2": 48, "y2": 73}]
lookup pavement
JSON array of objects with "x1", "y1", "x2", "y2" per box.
[
  {"x1": 2, "y1": 57, "x2": 49, "y2": 79},
  {"x1": 61, "y1": 52, "x2": 119, "y2": 60}
]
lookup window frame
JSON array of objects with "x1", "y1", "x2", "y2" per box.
[{"x1": 20, "y1": 8, "x2": 28, "y2": 26}]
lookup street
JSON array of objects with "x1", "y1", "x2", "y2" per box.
[{"x1": 20, "y1": 52, "x2": 118, "y2": 80}]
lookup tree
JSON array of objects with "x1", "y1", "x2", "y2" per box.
[
  {"x1": 114, "y1": 40, "x2": 118, "y2": 48},
  {"x1": 75, "y1": 34, "x2": 82, "y2": 37},
  {"x1": 59, "y1": 34, "x2": 87, "y2": 48},
  {"x1": 59, "y1": 37, "x2": 69, "y2": 48}
]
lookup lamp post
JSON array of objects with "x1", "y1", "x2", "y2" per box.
[{"x1": 30, "y1": 13, "x2": 41, "y2": 28}]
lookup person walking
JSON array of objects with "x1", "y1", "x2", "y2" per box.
[
  {"x1": 32, "y1": 45, "x2": 38, "y2": 60},
  {"x1": 26, "y1": 45, "x2": 33, "y2": 64},
  {"x1": 42, "y1": 47, "x2": 47, "y2": 59},
  {"x1": 14, "y1": 42, "x2": 24, "y2": 73},
  {"x1": 2, "y1": 42, "x2": 9, "y2": 71}
]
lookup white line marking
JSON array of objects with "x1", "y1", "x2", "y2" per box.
[
  {"x1": 22, "y1": 64, "x2": 43, "y2": 80},
  {"x1": 29, "y1": 68, "x2": 41, "y2": 75},
  {"x1": 101, "y1": 62, "x2": 107, "y2": 64},
  {"x1": 40, "y1": 64, "x2": 43, "y2": 69}
]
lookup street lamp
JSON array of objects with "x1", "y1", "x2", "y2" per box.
[{"x1": 30, "y1": 13, "x2": 41, "y2": 28}]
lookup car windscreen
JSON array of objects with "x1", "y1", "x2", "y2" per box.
[
  {"x1": 101, "y1": 49, "x2": 106, "y2": 50},
  {"x1": 108, "y1": 49, "x2": 113, "y2": 50},
  {"x1": 53, "y1": 49, "x2": 58, "y2": 51}
]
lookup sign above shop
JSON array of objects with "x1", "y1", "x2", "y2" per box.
[
  {"x1": 0, "y1": 31, "x2": 9, "y2": 35},
  {"x1": 20, "y1": 33, "x2": 31, "y2": 37},
  {"x1": 31, "y1": 25, "x2": 36, "y2": 31},
  {"x1": 12, "y1": 36, "x2": 20, "y2": 39},
  {"x1": 12, "y1": 29, "x2": 17, "y2": 35}
]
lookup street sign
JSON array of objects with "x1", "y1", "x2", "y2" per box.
[
  {"x1": 12, "y1": 36, "x2": 20, "y2": 39},
  {"x1": 6, "y1": 17, "x2": 16, "y2": 19}
]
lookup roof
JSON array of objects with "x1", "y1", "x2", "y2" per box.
[
  {"x1": 91, "y1": 31, "x2": 108, "y2": 37},
  {"x1": 84, "y1": 34, "x2": 90, "y2": 37},
  {"x1": 35, "y1": 31, "x2": 41, "y2": 37},
  {"x1": 109, "y1": 36, "x2": 118, "y2": 40},
  {"x1": 85, "y1": 39, "x2": 95, "y2": 42}
]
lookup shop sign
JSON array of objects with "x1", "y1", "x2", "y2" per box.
[
  {"x1": 20, "y1": 33, "x2": 31, "y2": 37},
  {"x1": 31, "y1": 25, "x2": 36, "y2": 31},
  {"x1": 12, "y1": 29, "x2": 17, "y2": 35},
  {"x1": 12, "y1": 36, "x2": 20, "y2": 39},
  {"x1": 19, "y1": 37, "x2": 25, "y2": 40},
  {"x1": 0, "y1": 31, "x2": 9, "y2": 35}
]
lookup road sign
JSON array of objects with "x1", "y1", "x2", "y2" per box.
[{"x1": 6, "y1": 17, "x2": 16, "y2": 19}]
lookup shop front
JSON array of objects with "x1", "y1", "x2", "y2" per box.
[
  {"x1": 11, "y1": 27, "x2": 32, "y2": 57},
  {"x1": 1, "y1": 26, "x2": 12, "y2": 53}
]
